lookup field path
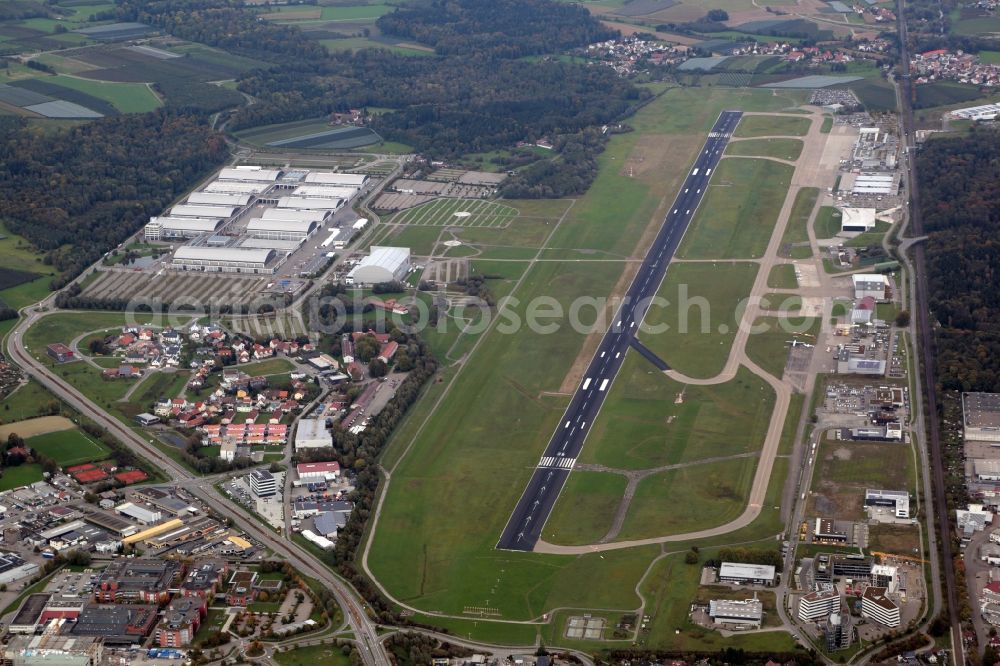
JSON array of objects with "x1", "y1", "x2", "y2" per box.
[{"x1": 534, "y1": 107, "x2": 832, "y2": 555}]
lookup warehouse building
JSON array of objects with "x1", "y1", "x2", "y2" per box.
[
  {"x1": 115, "y1": 502, "x2": 161, "y2": 525},
  {"x1": 860, "y1": 587, "x2": 900, "y2": 627},
  {"x1": 708, "y1": 598, "x2": 762, "y2": 628},
  {"x1": 851, "y1": 296, "x2": 876, "y2": 324},
  {"x1": 0, "y1": 553, "x2": 38, "y2": 585},
  {"x1": 246, "y1": 217, "x2": 318, "y2": 242},
  {"x1": 145, "y1": 216, "x2": 223, "y2": 241},
  {"x1": 292, "y1": 185, "x2": 358, "y2": 200},
  {"x1": 304, "y1": 171, "x2": 368, "y2": 187},
  {"x1": 947, "y1": 102, "x2": 1000, "y2": 121},
  {"x1": 4, "y1": 634, "x2": 104, "y2": 666},
  {"x1": 865, "y1": 489, "x2": 910, "y2": 519},
  {"x1": 852, "y1": 274, "x2": 889, "y2": 301},
  {"x1": 294, "y1": 417, "x2": 332, "y2": 450},
  {"x1": 798, "y1": 588, "x2": 840, "y2": 621},
  {"x1": 218, "y1": 166, "x2": 281, "y2": 183},
  {"x1": 840, "y1": 207, "x2": 877, "y2": 234},
  {"x1": 261, "y1": 208, "x2": 329, "y2": 224},
  {"x1": 277, "y1": 196, "x2": 343, "y2": 211},
  {"x1": 347, "y1": 246, "x2": 411, "y2": 285},
  {"x1": 296, "y1": 461, "x2": 341, "y2": 483},
  {"x1": 964, "y1": 393, "x2": 1000, "y2": 444},
  {"x1": 169, "y1": 204, "x2": 240, "y2": 220},
  {"x1": 852, "y1": 172, "x2": 897, "y2": 196},
  {"x1": 718, "y1": 562, "x2": 776, "y2": 586},
  {"x1": 187, "y1": 192, "x2": 253, "y2": 207},
  {"x1": 203, "y1": 180, "x2": 273, "y2": 195},
  {"x1": 172, "y1": 247, "x2": 277, "y2": 274}
]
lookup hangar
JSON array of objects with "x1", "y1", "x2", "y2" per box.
[
  {"x1": 840, "y1": 207, "x2": 877, "y2": 233},
  {"x1": 246, "y1": 217, "x2": 318, "y2": 241},
  {"x1": 145, "y1": 216, "x2": 223, "y2": 241},
  {"x1": 170, "y1": 204, "x2": 239, "y2": 219},
  {"x1": 304, "y1": 172, "x2": 368, "y2": 187},
  {"x1": 852, "y1": 173, "x2": 897, "y2": 196},
  {"x1": 292, "y1": 185, "x2": 358, "y2": 200},
  {"x1": 203, "y1": 181, "x2": 272, "y2": 195},
  {"x1": 187, "y1": 192, "x2": 253, "y2": 207},
  {"x1": 261, "y1": 208, "x2": 329, "y2": 224},
  {"x1": 852, "y1": 274, "x2": 888, "y2": 301},
  {"x1": 347, "y1": 246, "x2": 411, "y2": 285},
  {"x1": 172, "y1": 246, "x2": 277, "y2": 274},
  {"x1": 218, "y1": 166, "x2": 281, "y2": 182}
]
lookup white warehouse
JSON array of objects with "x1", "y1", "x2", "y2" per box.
[
  {"x1": 187, "y1": 192, "x2": 253, "y2": 207},
  {"x1": 218, "y1": 166, "x2": 281, "y2": 183},
  {"x1": 172, "y1": 246, "x2": 277, "y2": 274},
  {"x1": 145, "y1": 216, "x2": 223, "y2": 241},
  {"x1": 304, "y1": 171, "x2": 368, "y2": 187},
  {"x1": 277, "y1": 196, "x2": 343, "y2": 211},
  {"x1": 171, "y1": 204, "x2": 239, "y2": 219},
  {"x1": 261, "y1": 208, "x2": 329, "y2": 224},
  {"x1": 246, "y1": 217, "x2": 318, "y2": 242},
  {"x1": 292, "y1": 185, "x2": 358, "y2": 200},
  {"x1": 203, "y1": 180, "x2": 272, "y2": 195},
  {"x1": 347, "y1": 246, "x2": 411, "y2": 285}
]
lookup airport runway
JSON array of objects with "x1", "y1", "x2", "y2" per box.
[{"x1": 496, "y1": 110, "x2": 743, "y2": 552}]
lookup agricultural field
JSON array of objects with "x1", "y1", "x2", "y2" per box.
[
  {"x1": 388, "y1": 199, "x2": 518, "y2": 228},
  {"x1": 677, "y1": 158, "x2": 793, "y2": 259},
  {"x1": 265, "y1": 125, "x2": 381, "y2": 150},
  {"x1": 733, "y1": 114, "x2": 810, "y2": 138},
  {"x1": 0, "y1": 415, "x2": 75, "y2": 440},
  {"x1": 913, "y1": 81, "x2": 983, "y2": 109},
  {"x1": 365, "y1": 87, "x2": 804, "y2": 644},
  {"x1": 25, "y1": 429, "x2": 111, "y2": 466},
  {"x1": 725, "y1": 137, "x2": 803, "y2": 160}
]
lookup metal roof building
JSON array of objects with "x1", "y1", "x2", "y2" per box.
[
  {"x1": 277, "y1": 196, "x2": 343, "y2": 211},
  {"x1": 347, "y1": 246, "x2": 411, "y2": 285},
  {"x1": 292, "y1": 185, "x2": 358, "y2": 200},
  {"x1": 261, "y1": 208, "x2": 330, "y2": 224},
  {"x1": 145, "y1": 216, "x2": 223, "y2": 241},
  {"x1": 718, "y1": 562, "x2": 776, "y2": 586},
  {"x1": 187, "y1": 192, "x2": 253, "y2": 207},
  {"x1": 203, "y1": 181, "x2": 272, "y2": 195},
  {"x1": 170, "y1": 204, "x2": 239, "y2": 219},
  {"x1": 708, "y1": 598, "x2": 763, "y2": 628},
  {"x1": 304, "y1": 172, "x2": 368, "y2": 187},
  {"x1": 218, "y1": 166, "x2": 281, "y2": 182},
  {"x1": 172, "y1": 246, "x2": 277, "y2": 274},
  {"x1": 246, "y1": 217, "x2": 318, "y2": 241}
]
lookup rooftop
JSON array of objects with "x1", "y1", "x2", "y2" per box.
[
  {"x1": 719, "y1": 562, "x2": 776, "y2": 580},
  {"x1": 965, "y1": 393, "x2": 1000, "y2": 429}
]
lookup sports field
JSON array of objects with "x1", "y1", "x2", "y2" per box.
[
  {"x1": 733, "y1": 114, "x2": 811, "y2": 138},
  {"x1": 677, "y1": 158, "x2": 793, "y2": 259},
  {"x1": 640, "y1": 261, "x2": 759, "y2": 378},
  {"x1": 26, "y1": 429, "x2": 111, "y2": 466},
  {"x1": 725, "y1": 137, "x2": 803, "y2": 161},
  {"x1": 387, "y1": 199, "x2": 518, "y2": 228}
]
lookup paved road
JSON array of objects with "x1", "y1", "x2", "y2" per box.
[
  {"x1": 496, "y1": 110, "x2": 743, "y2": 552},
  {"x1": 4, "y1": 305, "x2": 390, "y2": 666}
]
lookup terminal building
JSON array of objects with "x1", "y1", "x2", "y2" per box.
[
  {"x1": 347, "y1": 246, "x2": 411, "y2": 285},
  {"x1": 171, "y1": 246, "x2": 277, "y2": 274}
]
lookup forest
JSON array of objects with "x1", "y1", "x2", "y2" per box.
[
  {"x1": 375, "y1": 0, "x2": 616, "y2": 58},
  {"x1": 0, "y1": 112, "x2": 228, "y2": 287},
  {"x1": 917, "y1": 130, "x2": 1000, "y2": 392}
]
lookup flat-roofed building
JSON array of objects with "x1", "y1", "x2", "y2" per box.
[
  {"x1": 170, "y1": 204, "x2": 239, "y2": 219},
  {"x1": 718, "y1": 562, "x2": 776, "y2": 586},
  {"x1": 976, "y1": 459, "x2": 1000, "y2": 482},
  {"x1": 294, "y1": 418, "x2": 331, "y2": 450},
  {"x1": 708, "y1": 598, "x2": 762, "y2": 628},
  {"x1": 4, "y1": 634, "x2": 104, "y2": 666},
  {"x1": 798, "y1": 588, "x2": 840, "y2": 621},
  {"x1": 277, "y1": 196, "x2": 343, "y2": 211},
  {"x1": 292, "y1": 185, "x2": 358, "y2": 200},
  {"x1": 840, "y1": 207, "x2": 877, "y2": 233},
  {"x1": 145, "y1": 216, "x2": 223, "y2": 241},
  {"x1": 347, "y1": 246, "x2": 411, "y2": 285},
  {"x1": 865, "y1": 489, "x2": 910, "y2": 519},
  {"x1": 246, "y1": 217, "x2": 319, "y2": 241},
  {"x1": 249, "y1": 470, "x2": 277, "y2": 497},
  {"x1": 172, "y1": 246, "x2": 277, "y2": 274},
  {"x1": 861, "y1": 586, "x2": 900, "y2": 627},
  {"x1": 852, "y1": 273, "x2": 889, "y2": 301},
  {"x1": 187, "y1": 192, "x2": 253, "y2": 207},
  {"x1": 296, "y1": 461, "x2": 340, "y2": 482},
  {"x1": 261, "y1": 208, "x2": 329, "y2": 224},
  {"x1": 218, "y1": 166, "x2": 281, "y2": 182},
  {"x1": 203, "y1": 181, "x2": 272, "y2": 195},
  {"x1": 304, "y1": 172, "x2": 368, "y2": 187},
  {"x1": 964, "y1": 393, "x2": 1000, "y2": 444}
]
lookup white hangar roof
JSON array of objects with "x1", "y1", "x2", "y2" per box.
[
  {"x1": 261, "y1": 208, "x2": 328, "y2": 223},
  {"x1": 174, "y1": 246, "x2": 275, "y2": 264},
  {"x1": 247, "y1": 218, "x2": 318, "y2": 235},
  {"x1": 150, "y1": 216, "x2": 223, "y2": 232},
  {"x1": 277, "y1": 197, "x2": 342, "y2": 211},
  {"x1": 304, "y1": 172, "x2": 367, "y2": 186},
  {"x1": 292, "y1": 185, "x2": 358, "y2": 199},
  {"x1": 218, "y1": 166, "x2": 281, "y2": 182},
  {"x1": 203, "y1": 181, "x2": 272, "y2": 194},
  {"x1": 187, "y1": 192, "x2": 253, "y2": 206},
  {"x1": 170, "y1": 204, "x2": 238, "y2": 219}
]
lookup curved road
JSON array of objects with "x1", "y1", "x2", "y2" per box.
[{"x1": 4, "y1": 301, "x2": 390, "y2": 666}]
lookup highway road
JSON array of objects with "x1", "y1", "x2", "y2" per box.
[
  {"x1": 496, "y1": 110, "x2": 743, "y2": 552},
  {"x1": 4, "y1": 304, "x2": 391, "y2": 666}
]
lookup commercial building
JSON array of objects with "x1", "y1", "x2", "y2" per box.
[
  {"x1": 154, "y1": 596, "x2": 204, "y2": 647},
  {"x1": 976, "y1": 460, "x2": 1000, "y2": 482},
  {"x1": 179, "y1": 559, "x2": 228, "y2": 599},
  {"x1": 840, "y1": 208, "x2": 877, "y2": 234},
  {"x1": 203, "y1": 180, "x2": 272, "y2": 195},
  {"x1": 851, "y1": 296, "x2": 876, "y2": 325},
  {"x1": 144, "y1": 216, "x2": 223, "y2": 241},
  {"x1": 814, "y1": 518, "x2": 849, "y2": 543},
  {"x1": 169, "y1": 204, "x2": 240, "y2": 220},
  {"x1": 218, "y1": 166, "x2": 281, "y2": 183},
  {"x1": 347, "y1": 246, "x2": 411, "y2": 285},
  {"x1": 4, "y1": 634, "x2": 104, "y2": 666},
  {"x1": 304, "y1": 172, "x2": 368, "y2": 187},
  {"x1": 95, "y1": 559, "x2": 181, "y2": 604},
  {"x1": 277, "y1": 196, "x2": 343, "y2": 211},
  {"x1": 798, "y1": 588, "x2": 840, "y2": 621},
  {"x1": 852, "y1": 274, "x2": 889, "y2": 301},
  {"x1": 871, "y1": 564, "x2": 899, "y2": 593},
  {"x1": 947, "y1": 102, "x2": 1000, "y2": 121},
  {"x1": 296, "y1": 461, "x2": 341, "y2": 482},
  {"x1": 246, "y1": 217, "x2": 318, "y2": 242},
  {"x1": 294, "y1": 418, "x2": 332, "y2": 450},
  {"x1": 70, "y1": 604, "x2": 159, "y2": 644},
  {"x1": 249, "y1": 470, "x2": 277, "y2": 497},
  {"x1": 0, "y1": 552, "x2": 39, "y2": 585},
  {"x1": 114, "y1": 502, "x2": 161, "y2": 525},
  {"x1": 865, "y1": 489, "x2": 910, "y2": 519},
  {"x1": 292, "y1": 185, "x2": 358, "y2": 200},
  {"x1": 46, "y1": 343, "x2": 74, "y2": 364},
  {"x1": 186, "y1": 192, "x2": 253, "y2": 207},
  {"x1": 718, "y1": 562, "x2": 776, "y2": 586},
  {"x1": 172, "y1": 246, "x2": 277, "y2": 274},
  {"x1": 826, "y1": 612, "x2": 853, "y2": 651},
  {"x1": 860, "y1": 586, "x2": 900, "y2": 627},
  {"x1": 708, "y1": 598, "x2": 762, "y2": 628},
  {"x1": 964, "y1": 393, "x2": 1000, "y2": 444}
]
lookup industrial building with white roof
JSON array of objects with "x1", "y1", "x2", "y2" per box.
[
  {"x1": 347, "y1": 246, "x2": 411, "y2": 285},
  {"x1": 246, "y1": 217, "x2": 318, "y2": 242},
  {"x1": 172, "y1": 246, "x2": 277, "y2": 274}
]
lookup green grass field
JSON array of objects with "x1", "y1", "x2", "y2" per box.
[
  {"x1": 780, "y1": 186, "x2": 819, "y2": 259},
  {"x1": 578, "y1": 354, "x2": 775, "y2": 470},
  {"x1": 733, "y1": 114, "x2": 811, "y2": 138},
  {"x1": 677, "y1": 158, "x2": 793, "y2": 259},
  {"x1": 25, "y1": 429, "x2": 111, "y2": 466},
  {"x1": 1, "y1": 381, "x2": 60, "y2": 422},
  {"x1": 760, "y1": 292, "x2": 801, "y2": 311},
  {"x1": 745, "y1": 316, "x2": 819, "y2": 379},
  {"x1": 767, "y1": 264, "x2": 798, "y2": 289},
  {"x1": 951, "y1": 16, "x2": 1000, "y2": 36},
  {"x1": 544, "y1": 471, "x2": 627, "y2": 545},
  {"x1": 274, "y1": 643, "x2": 351, "y2": 666},
  {"x1": 388, "y1": 199, "x2": 518, "y2": 228},
  {"x1": 814, "y1": 206, "x2": 842, "y2": 239},
  {"x1": 0, "y1": 464, "x2": 44, "y2": 491},
  {"x1": 641, "y1": 261, "x2": 759, "y2": 377},
  {"x1": 45, "y1": 75, "x2": 161, "y2": 113},
  {"x1": 725, "y1": 137, "x2": 803, "y2": 161}
]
